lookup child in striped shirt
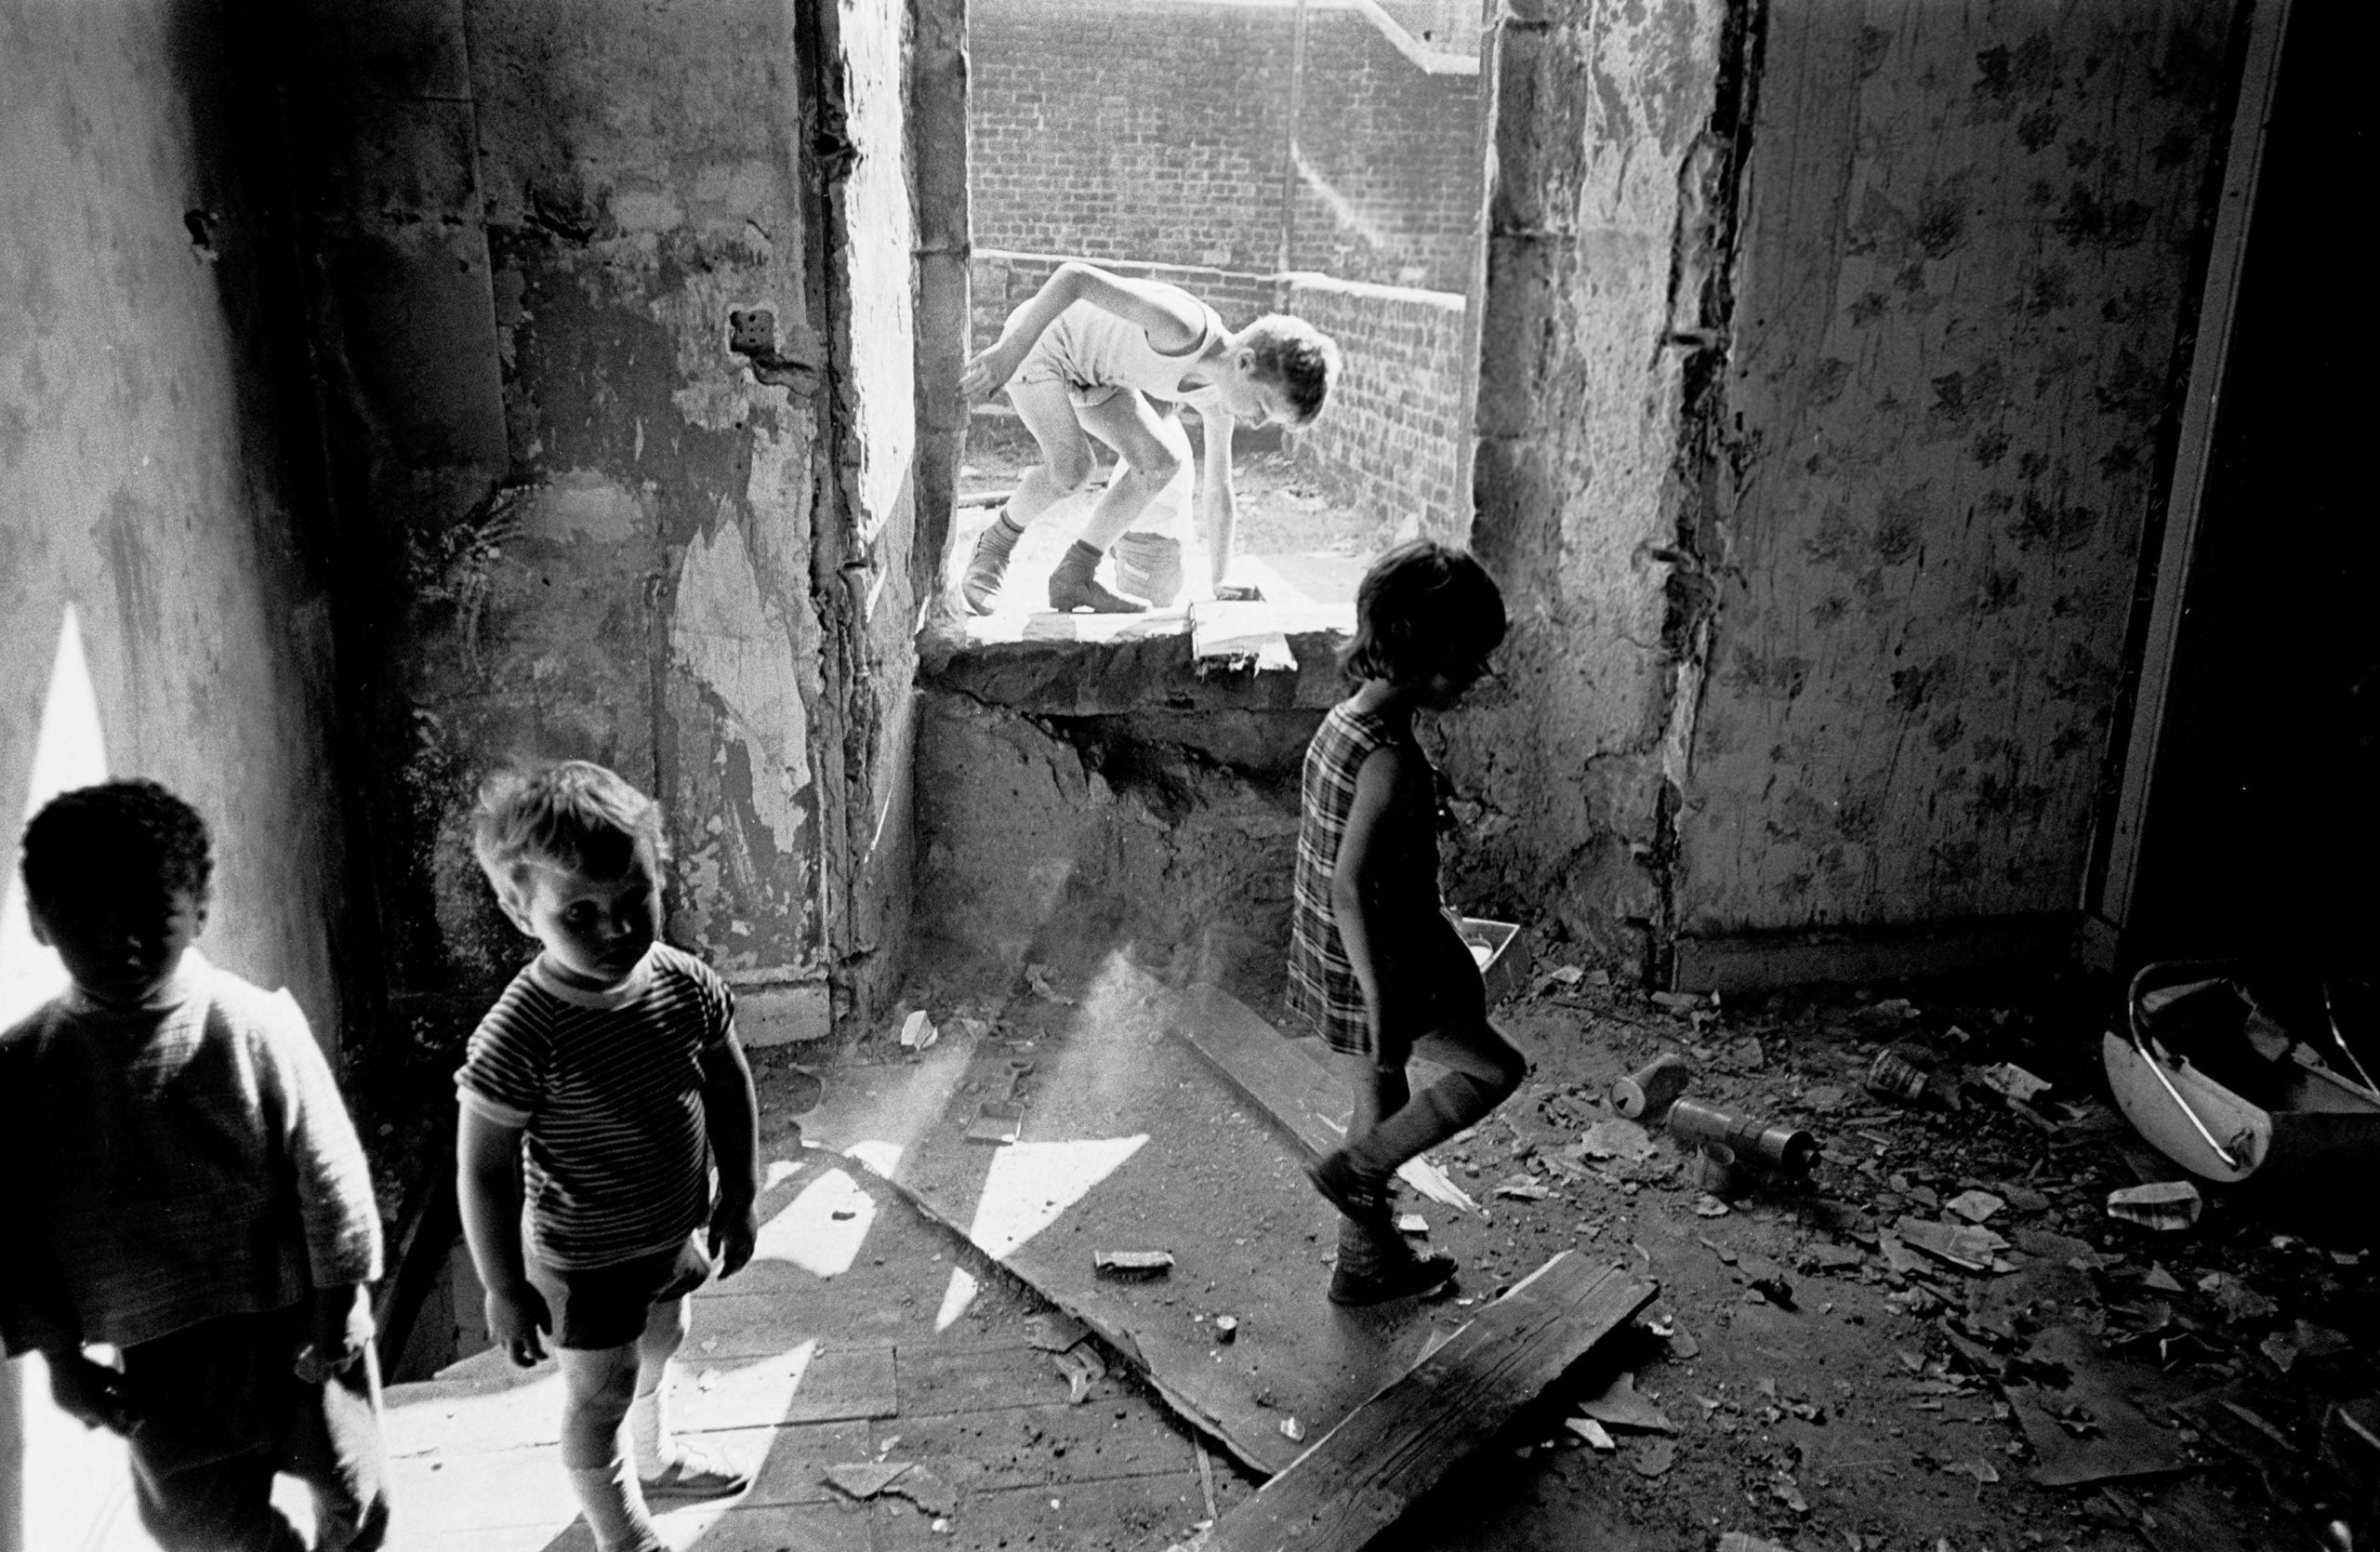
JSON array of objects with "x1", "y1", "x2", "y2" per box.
[
  {"x1": 1289, "y1": 542, "x2": 1527, "y2": 1305},
  {"x1": 455, "y1": 762, "x2": 761, "y2": 1552}
]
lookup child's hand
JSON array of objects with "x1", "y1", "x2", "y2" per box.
[
  {"x1": 484, "y1": 1280, "x2": 551, "y2": 1367},
  {"x1": 709, "y1": 1193, "x2": 760, "y2": 1280},
  {"x1": 296, "y1": 1283, "x2": 374, "y2": 1382},
  {"x1": 46, "y1": 1352, "x2": 137, "y2": 1435},
  {"x1": 960, "y1": 339, "x2": 1025, "y2": 401}
]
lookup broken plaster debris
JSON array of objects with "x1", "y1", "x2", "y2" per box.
[
  {"x1": 1577, "y1": 1372, "x2": 1677, "y2": 1436},
  {"x1": 899, "y1": 1008, "x2": 939, "y2": 1051},
  {"x1": 1093, "y1": 1250, "x2": 1175, "y2": 1280},
  {"x1": 2106, "y1": 1180, "x2": 2204, "y2": 1231},
  {"x1": 1053, "y1": 1343, "x2": 1104, "y2": 1403}
]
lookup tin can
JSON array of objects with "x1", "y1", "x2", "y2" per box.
[
  {"x1": 1665, "y1": 1098, "x2": 1820, "y2": 1176},
  {"x1": 1694, "y1": 1142, "x2": 1743, "y2": 1197},
  {"x1": 1612, "y1": 1053, "x2": 1695, "y2": 1119},
  {"x1": 1865, "y1": 1047, "x2": 1932, "y2": 1104}
]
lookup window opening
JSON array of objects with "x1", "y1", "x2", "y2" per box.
[{"x1": 945, "y1": 0, "x2": 1488, "y2": 642}]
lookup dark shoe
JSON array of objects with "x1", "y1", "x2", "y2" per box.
[
  {"x1": 1329, "y1": 1251, "x2": 1459, "y2": 1307},
  {"x1": 961, "y1": 522, "x2": 1018, "y2": 614},
  {"x1": 1306, "y1": 1148, "x2": 1392, "y2": 1227},
  {"x1": 1049, "y1": 541, "x2": 1147, "y2": 614}
]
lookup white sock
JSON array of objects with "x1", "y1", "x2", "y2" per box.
[
  {"x1": 566, "y1": 1458, "x2": 660, "y2": 1552},
  {"x1": 628, "y1": 1378, "x2": 674, "y2": 1477}
]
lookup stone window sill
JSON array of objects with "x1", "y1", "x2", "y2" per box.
[{"x1": 918, "y1": 597, "x2": 1355, "y2": 716}]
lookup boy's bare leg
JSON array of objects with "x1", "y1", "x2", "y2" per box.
[
  {"x1": 629, "y1": 1296, "x2": 747, "y2": 1499},
  {"x1": 964, "y1": 379, "x2": 1093, "y2": 613},
  {"x1": 1051, "y1": 391, "x2": 1191, "y2": 612},
  {"x1": 556, "y1": 1343, "x2": 662, "y2": 1552}
]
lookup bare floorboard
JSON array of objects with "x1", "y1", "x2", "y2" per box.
[{"x1": 1201, "y1": 1253, "x2": 1657, "y2": 1552}]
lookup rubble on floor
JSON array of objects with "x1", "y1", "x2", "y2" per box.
[{"x1": 826, "y1": 951, "x2": 2375, "y2": 1551}]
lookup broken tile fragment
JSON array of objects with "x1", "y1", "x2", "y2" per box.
[
  {"x1": 1578, "y1": 1372, "x2": 1677, "y2": 1435},
  {"x1": 1945, "y1": 1189, "x2": 2004, "y2": 1223}
]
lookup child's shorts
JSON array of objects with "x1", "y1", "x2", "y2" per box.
[{"x1": 528, "y1": 1232, "x2": 713, "y2": 1350}]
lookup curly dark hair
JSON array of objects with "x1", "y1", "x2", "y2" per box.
[
  {"x1": 20, "y1": 779, "x2": 213, "y2": 915},
  {"x1": 470, "y1": 760, "x2": 669, "y2": 901},
  {"x1": 1342, "y1": 540, "x2": 1508, "y2": 686}
]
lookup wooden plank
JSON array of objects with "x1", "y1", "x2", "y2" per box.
[
  {"x1": 1172, "y1": 982, "x2": 1346, "y2": 1161},
  {"x1": 1202, "y1": 1253, "x2": 1657, "y2": 1552}
]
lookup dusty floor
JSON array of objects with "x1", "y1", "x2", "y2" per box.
[
  {"x1": 29, "y1": 955, "x2": 2367, "y2": 1551},
  {"x1": 840, "y1": 950, "x2": 2378, "y2": 1552}
]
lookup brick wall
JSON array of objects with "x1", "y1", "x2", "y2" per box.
[
  {"x1": 972, "y1": 250, "x2": 1282, "y2": 351},
  {"x1": 970, "y1": 0, "x2": 1482, "y2": 291},
  {"x1": 1282, "y1": 275, "x2": 1470, "y2": 543}
]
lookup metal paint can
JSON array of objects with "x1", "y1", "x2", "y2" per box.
[
  {"x1": 1612, "y1": 1053, "x2": 1696, "y2": 1119},
  {"x1": 1665, "y1": 1098, "x2": 1820, "y2": 1176}
]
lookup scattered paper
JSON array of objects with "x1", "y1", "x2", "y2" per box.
[
  {"x1": 1566, "y1": 1416, "x2": 1616, "y2": 1451},
  {"x1": 1578, "y1": 1372, "x2": 1678, "y2": 1435},
  {"x1": 1977, "y1": 1062, "x2": 2052, "y2": 1103},
  {"x1": 1573, "y1": 1118, "x2": 1658, "y2": 1162},
  {"x1": 1395, "y1": 1213, "x2": 1430, "y2": 1236}
]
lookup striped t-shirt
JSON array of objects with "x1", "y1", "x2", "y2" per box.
[{"x1": 456, "y1": 944, "x2": 734, "y2": 1271}]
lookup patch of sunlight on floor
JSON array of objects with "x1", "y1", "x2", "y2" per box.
[
  {"x1": 934, "y1": 1267, "x2": 981, "y2": 1333},
  {"x1": 968, "y1": 1136, "x2": 1149, "y2": 1261},
  {"x1": 845, "y1": 1139, "x2": 903, "y2": 1177},
  {"x1": 751, "y1": 1167, "x2": 877, "y2": 1279}
]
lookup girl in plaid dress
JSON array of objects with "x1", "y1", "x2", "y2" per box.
[{"x1": 1288, "y1": 542, "x2": 1527, "y2": 1304}]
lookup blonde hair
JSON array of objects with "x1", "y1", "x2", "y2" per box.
[{"x1": 470, "y1": 761, "x2": 668, "y2": 901}]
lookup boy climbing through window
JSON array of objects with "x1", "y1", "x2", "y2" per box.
[
  {"x1": 455, "y1": 762, "x2": 762, "y2": 1552},
  {"x1": 0, "y1": 780, "x2": 390, "y2": 1549},
  {"x1": 1289, "y1": 542, "x2": 1528, "y2": 1305},
  {"x1": 959, "y1": 259, "x2": 1342, "y2": 613}
]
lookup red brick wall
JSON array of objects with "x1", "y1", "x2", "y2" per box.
[{"x1": 970, "y1": 0, "x2": 1482, "y2": 292}]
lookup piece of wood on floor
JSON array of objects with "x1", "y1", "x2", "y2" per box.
[
  {"x1": 1171, "y1": 982, "x2": 1345, "y2": 1160},
  {"x1": 1200, "y1": 1252, "x2": 1657, "y2": 1552},
  {"x1": 1171, "y1": 982, "x2": 1481, "y2": 1215}
]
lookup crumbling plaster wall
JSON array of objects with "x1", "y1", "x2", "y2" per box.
[
  {"x1": 1673, "y1": 1, "x2": 2233, "y2": 949},
  {"x1": 0, "y1": 2, "x2": 350, "y2": 1036},
  {"x1": 1450, "y1": 0, "x2": 1729, "y2": 969},
  {"x1": 294, "y1": 0, "x2": 847, "y2": 1064},
  {"x1": 914, "y1": 691, "x2": 1313, "y2": 1001}
]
